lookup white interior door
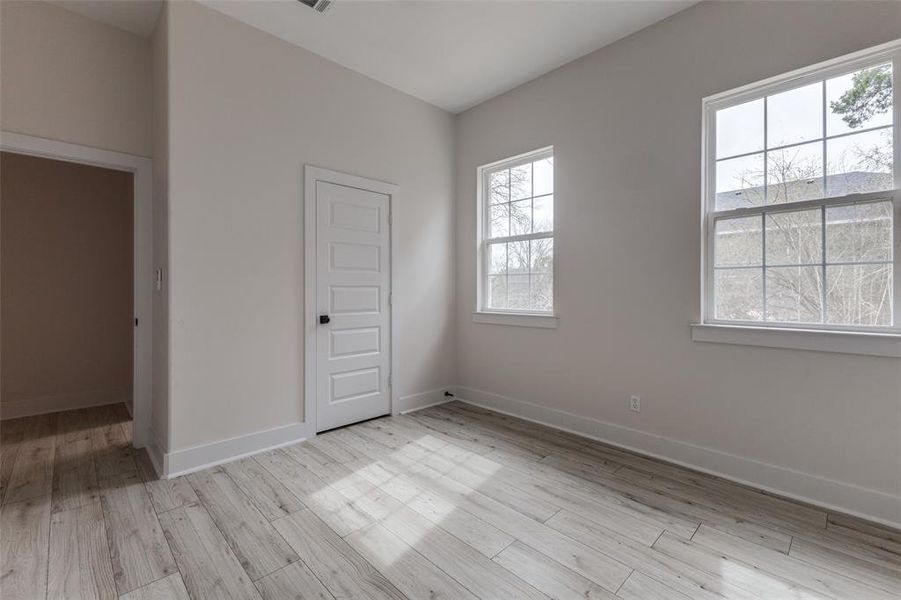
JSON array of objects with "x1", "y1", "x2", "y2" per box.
[{"x1": 315, "y1": 180, "x2": 391, "y2": 432}]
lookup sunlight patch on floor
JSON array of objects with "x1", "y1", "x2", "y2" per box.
[
  {"x1": 721, "y1": 559, "x2": 828, "y2": 600},
  {"x1": 308, "y1": 429, "x2": 502, "y2": 568}
]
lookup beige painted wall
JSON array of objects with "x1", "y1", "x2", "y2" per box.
[
  {"x1": 1, "y1": 151, "x2": 133, "y2": 416},
  {"x1": 151, "y1": 2, "x2": 170, "y2": 451},
  {"x1": 165, "y1": 1, "x2": 456, "y2": 450},
  {"x1": 0, "y1": 0, "x2": 152, "y2": 157},
  {"x1": 456, "y1": 0, "x2": 901, "y2": 514}
]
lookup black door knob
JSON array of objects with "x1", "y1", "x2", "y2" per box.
[{"x1": 319, "y1": 315, "x2": 330, "y2": 325}]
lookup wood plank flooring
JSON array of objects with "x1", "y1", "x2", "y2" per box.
[{"x1": 1, "y1": 401, "x2": 899, "y2": 599}]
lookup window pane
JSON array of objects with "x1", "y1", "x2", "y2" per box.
[
  {"x1": 826, "y1": 264, "x2": 892, "y2": 326},
  {"x1": 826, "y1": 201, "x2": 893, "y2": 263},
  {"x1": 767, "y1": 82, "x2": 823, "y2": 147},
  {"x1": 715, "y1": 153, "x2": 765, "y2": 210},
  {"x1": 510, "y1": 199, "x2": 531, "y2": 235},
  {"x1": 715, "y1": 216, "x2": 762, "y2": 267},
  {"x1": 533, "y1": 157, "x2": 553, "y2": 196},
  {"x1": 826, "y1": 128, "x2": 893, "y2": 196},
  {"x1": 487, "y1": 275, "x2": 507, "y2": 309},
  {"x1": 489, "y1": 203, "x2": 510, "y2": 238},
  {"x1": 489, "y1": 169, "x2": 509, "y2": 204},
  {"x1": 766, "y1": 142, "x2": 824, "y2": 204},
  {"x1": 766, "y1": 266, "x2": 823, "y2": 323},
  {"x1": 508, "y1": 240, "x2": 530, "y2": 274},
  {"x1": 826, "y1": 63, "x2": 893, "y2": 137},
  {"x1": 716, "y1": 98, "x2": 764, "y2": 158},
  {"x1": 530, "y1": 238, "x2": 553, "y2": 273},
  {"x1": 507, "y1": 274, "x2": 530, "y2": 310},
  {"x1": 530, "y1": 273, "x2": 553, "y2": 312},
  {"x1": 533, "y1": 195, "x2": 553, "y2": 233},
  {"x1": 481, "y1": 150, "x2": 554, "y2": 314},
  {"x1": 510, "y1": 163, "x2": 532, "y2": 200},
  {"x1": 707, "y1": 64, "x2": 896, "y2": 332},
  {"x1": 715, "y1": 268, "x2": 763, "y2": 321},
  {"x1": 765, "y1": 208, "x2": 822, "y2": 266},
  {"x1": 488, "y1": 243, "x2": 507, "y2": 274}
]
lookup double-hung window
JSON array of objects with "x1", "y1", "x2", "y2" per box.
[
  {"x1": 702, "y1": 44, "x2": 900, "y2": 336},
  {"x1": 477, "y1": 147, "x2": 555, "y2": 320}
]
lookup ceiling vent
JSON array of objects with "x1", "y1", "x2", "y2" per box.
[{"x1": 299, "y1": 0, "x2": 333, "y2": 13}]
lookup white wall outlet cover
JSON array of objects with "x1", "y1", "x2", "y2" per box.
[{"x1": 630, "y1": 395, "x2": 641, "y2": 412}]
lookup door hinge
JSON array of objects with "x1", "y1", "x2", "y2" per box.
[
  {"x1": 388, "y1": 293, "x2": 392, "y2": 306},
  {"x1": 387, "y1": 375, "x2": 392, "y2": 388},
  {"x1": 135, "y1": 318, "x2": 139, "y2": 327}
]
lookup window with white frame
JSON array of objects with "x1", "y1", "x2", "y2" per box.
[
  {"x1": 704, "y1": 45, "x2": 900, "y2": 332},
  {"x1": 478, "y1": 148, "x2": 554, "y2": 314}
]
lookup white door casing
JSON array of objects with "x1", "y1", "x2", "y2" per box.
[{"x1": 305, "y1": 167, "x2": 396, "y2": 433}]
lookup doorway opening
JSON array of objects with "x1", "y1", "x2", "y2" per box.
[{"x1": 0, "y1": 133, "x2": 152, "y2": 448}]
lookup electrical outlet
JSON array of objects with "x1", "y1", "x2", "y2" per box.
[{"x1": 630, "y1": 395, "x2": 641, "y2": 413}]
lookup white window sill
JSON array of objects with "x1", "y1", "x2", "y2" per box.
[
  {"x1": 691, "y1": 323, "x2": 901, "y2": 358},
  {"x1": 473, "y1": 312, "x2": 558, "y2": 329}
]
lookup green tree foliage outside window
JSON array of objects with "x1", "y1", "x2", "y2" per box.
[{"x1": 830, "y1": 65, "x2": 892, "y2": 129}]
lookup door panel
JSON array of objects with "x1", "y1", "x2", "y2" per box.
[
  {"x1": 331, "y1": 367, "x2": 380, "y2": 402},
  {"x1": 330, "y1": 328, "x2": 380, "y2": 358},
  {"x1": 330, "y1": 242, "x2": 381, "y2": 271},
  {"x1": 329, "y1": 286, "x2": 381, "y2": 314},
  {"x1": 316, "y1": 181, "x2": 390, "y2": 432}
]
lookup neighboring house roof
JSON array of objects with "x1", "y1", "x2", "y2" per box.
[{"x1": 716, "y1": 172, "x2": 893, "y2": 211}]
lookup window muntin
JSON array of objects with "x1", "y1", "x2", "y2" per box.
[
  {"x1": 479, "y1": 148, "x2": 554, "y2": 314},
  {"x1": 705, "y1": 49, "x2": 900, "y2": 332}
]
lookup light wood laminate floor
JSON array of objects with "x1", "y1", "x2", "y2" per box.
[{"x1": 2, "y1": 401, "x2": 899, "y2": 599}]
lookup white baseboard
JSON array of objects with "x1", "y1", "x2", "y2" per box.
[
  {"x1": 159, "y1": 385, "x2": 454, "y2": 478},
  {"x1": 164, "y1": 422, "x2": 308, "y2": 478},
  {"x1": 397, "y1": 387, "x2": 454, "y2": 414},
  {"x1": 455, "y1": 386, "x2": 901, "y2": 530},
  {"x1": 1, "y1": 390, "x2": 129, "y2": 420}
]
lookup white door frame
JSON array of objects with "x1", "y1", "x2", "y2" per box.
[
  {"x1": 303, "y1": 165, "x2": 399, "y2": 437},
  {"x1": 0, "y1": 131, "x2": 153, "y2": 448}
]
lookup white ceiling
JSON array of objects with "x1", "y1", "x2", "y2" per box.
[
  {"x1": 202, "y1": 0, "x2": 696, "y2": 113},
  {"x1": 50, "y1": 0, "x2": 697, "y2": 113},
  {"x1": 48, "y1": 0, "x2": 163, "y2": 37}
]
